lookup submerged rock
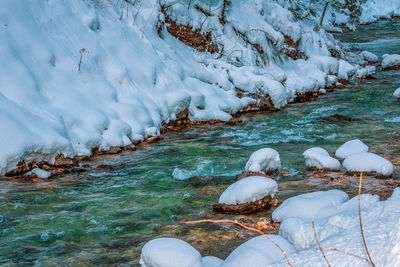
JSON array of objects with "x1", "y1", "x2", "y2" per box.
[{"x1": 321, "y1": 113, "x2": 353, "y2": 122}]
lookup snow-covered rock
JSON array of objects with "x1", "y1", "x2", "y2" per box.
[
  {"x1": 201, "y1": 256, "x2": 223, "y2": 267},
  {"x1": 338, "y1": 60, "x2": 356, "y2": 80},
  {"x1": 342, "y1": 152, "x2": 394, "y2": 177},
  {"x1": 26, "y1": 168, "x2": 52, "y2": 179},
  {"x1": 220, "y1": 235, "x2": 296, "y2": 267},
  {"x1": 272, "y1": 189, "x2": 349, "y2": 222},
  {"x1": 335, "y1": 139, "x2": 369, "y2": 159},
  {"x1": 393, "y1": 88, "x2": 400, "y2": 99},
  {"x1": 139, "y1": 238, "x2": 202, "y2": 267},
  {"x1": 382, "y1": 54, "x2": 400, "y2": 70},
  {"x1": 360, "y1": 50, "x2": 378, "y2": 64},
  {"x1": 356, "y1": 65, "x2": 376, "y2": 78},
  {"x1": 244, "y1": 148, "x2": 281, "y2": 174},
  {"x1": 303, "y1": 147, "x2": 341, "y2": 170},
  {"x1": 218, "y1": 176, "x2": 278, "y2": 205}
]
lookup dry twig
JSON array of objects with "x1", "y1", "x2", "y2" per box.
[{"x1": 312, "y1": 220, "x2": 331, "y2": 267}]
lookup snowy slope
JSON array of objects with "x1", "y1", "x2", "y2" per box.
[{"x1": 0, "y1": 0, "x2": 381, "y2": 175}]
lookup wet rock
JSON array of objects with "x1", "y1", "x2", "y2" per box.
[
  {"x1": 54, "y1": 154, "x2": 74, "y2": 166},
  {"x1": 96, "y1": 164, "x2": 114, "y2": 170},
  {"x1": 236, "y1": 171, "x2": 273, "y2": 181},
  {"x1": 213, "y1": 195, "x2": 273, "y2": 214},
  {"x1": 146, "y1": 136, "x2": 163, "y2": 143},
  {"x1": 321, "y1": 114, "x2": 353, "y2": 122},
  {"x1": 107, "y1": 147, "x2": 123, "y2": 154}
]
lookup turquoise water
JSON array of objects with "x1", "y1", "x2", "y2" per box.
[{"x1": 0, "y1": 19, "x2": 399, "y2": 266}]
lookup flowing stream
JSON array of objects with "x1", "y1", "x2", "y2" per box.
[{"x1": 0, "y1": 19, "x2": 399, "y2": 266}]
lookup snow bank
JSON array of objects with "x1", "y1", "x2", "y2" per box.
[
  {"x1": 338, "y1": 60, "x2": 357, "y2": 80},
  {"x1": 275, "y1": 188, "x2": 400, "y2": 266},
  {"x1": 245, "y1": 148, "x2": 281, "y2": 173},
  {"x1": 335, "y1": 139, "x2": 369, "y2": 159},
  {"x1": 220, "y1": 235, "x2": 296, "y2": 267},
  {"x1": 382, "y1": 54, "x2": 400, "y2": 70},
  {"x1": 342, "y1": 152, "x2": 394, "y2": 177},
  {"x1": 360, "y1": 51, "x2": 378, "y2": 64},
  {"x1": 303, "y1": 147, "x2": 341, "y2": 170},
  {"x1": 360, "y1": 0, "x2": 400, "y2": 24},
  {"x1": 218, "y1": 176, "x2": 278, "y2": 205},
  {"x1": 0, "y1": 0, "x2": 357, "y2": 174},
  {"x1": 26, "y1": 168, "x2": 52, "y2": 179},
  {"x1": 139, "y1": 238, "x2": 202, "y2": 267},
  {"x1": 272, "y1": 190, "x2": 349, "y2": 222},
  {"x1": 393, "y1": 88, "x2": 400, "y2": 98}
]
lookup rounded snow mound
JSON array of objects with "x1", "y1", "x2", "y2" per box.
[
  {"x1": 220, "y1": 235, "x2": 295, "y2": 267},
  {"x1": 335, "y1": 139, "x2": 368, "y2": 159},
  {"x1": 139, "y1": 238, "x2": 202, "y2": 267},
  {"x1": 218, "y1": 176, "x2": 278, "y2": 205},
  {"x1": 303, "y1": 147, "x2": 341, "y2": 170},
  {"x1": 201, "y1": 256, "x2": 223, "y2": 267},
  {"x1": 393, "y1": 88, "x2": 400, "y2": 99},
  {"x1": 382, "y1": 54, "x2": 400, "y2": 69},
  {"x1": 342, "y1": 152, "x2": 394, "y2": 177},
  {"x1": 245, "y1": 148, "x2": 281, "y2": 173},
  {"x1": 272, "y1": 189, "x2": 349, "y2": 222},
  {"x1": 26, "y1": 168, "x2": 51, "y2": 179},
  {"x1": 360, "y1": 50, "x2": 378, "y2": 63}
]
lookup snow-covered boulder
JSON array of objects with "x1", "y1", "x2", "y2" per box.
[
  {"x1": 393, "y1": 88, "x2": 400, "y2": 99},
  {"x1": 382, "y1": 54, "x2": 400, "y2": 70},
  {"x1": 335, "y1": 139, "x2": 368, "y2": 159},
  {"x1": 272, "y1": 189, "x2": 349, "y2": 222},
  {"x1": 139, "y1": 238, "x2": 202, "y2": 267},
  {"x1": 338, "y1": 60, "x2": 356, "y2": 80},
  {"x1": 356, "y1": 65, "x2": 376, "y2": 79},
  {"x1": 218, "y1": 176, "x2": 278, "y2": 205},
  {"x1": 214, "y1": 176, "x2": 278, "y2": 214},
  {"x1": 220, "y1": 235, "x2": 296, "y2": 267},
  {"x1": 26, "y1": 168, "x2": 52, "y2": 179},
  {"x1": 245, "y1": 148, "x2": 281, "y2": 174},
  {"x1": 342, "y1": 152, "x2": 394, "y2": 177},
  {"x1": 303, "y1": 147, "x2": 341, "y2": 170},
  {"x1": 202, "y1": 256, "x2": 223, "y2": 267},
  {"x1": 360, "y1": 50, "x2": 378, "y2": 64}
]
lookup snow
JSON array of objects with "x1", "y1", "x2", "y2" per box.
[
  {"x1": 360, "y1": 51, "x2": 378, "y2": 63},
  {"x1": 201, "y1": 256, "x2": 223, "y2": 267},
  {"x1": 245, "y1": 148, "x2": 281, "y2": 173},
  {"x1": 26, "y1": 168, "x2": 52, "y2": 179},
  {"x1": 218, "y1": 176, "x2": 278, "y2": 205},
  {"x1": 335, "y1": 139, "x2": 369, "y2": 159},
  {"x1": 303, "y1": 147, "x2": 341, "y2": 170},
  {"x1": 356, "y1": 66, "x2": 376, "y2": 78},
  {"x1": 272, "y1": 189, "x2": 349, "y2": 222},
  {"x1": 342, "y1": 152, "x2": 394, "y2": 177},
  {"x1": 393, "y1": 88, "x2": 400, "y2": 98},
  {"x1": 382, "y1": 54, "x2": 400, "y2": 69},
  {"x1": 338, "y1": 60, "x2": 356, "y2": 80},
  {"x1": 139, "y1": 238, "x2": 202, "y2": 267},
  {"x1": 360, "y1": 0, "x2": 400, "y2": 24},
  {"x1": 220, "y1": 235, "x2": 296, "y2": 267}
]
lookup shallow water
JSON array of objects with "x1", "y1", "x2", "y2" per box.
[{"x1": 0, "y1": 19, "x2": 399, "y2": 266}]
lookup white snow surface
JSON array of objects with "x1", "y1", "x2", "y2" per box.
[
  {"x1": 201, "y1": 256, "x2": 223, "y2": 267},
  {"x1": 139, "y1": 238, "x2": 202, "y2": 267},
  {"x1": 356, "y1": 66, "x2": 376, "y2": 78},
  {"x1": 360, "y1": 51, "x2": 378, "y2": 63},
  {"x1": 218, "y1": 176, "x2": 278, "y2": 205},
  {"x1": 382, "y1": 54, "x2": 400, "y2": 69},
  {"x1": 343, "y1": 152, "x2": 394, "y2": 176},
  {"x1": 220, "y1": 235, "x2": 296, "y2": 267},
  {"x1": 271, "y1": 188, "x2": 400, "y2": 266},
  {"x1": 303, "y1": 147, "x2": 341, "y2": 170},
  {"x1": 393, "y1": 88, "x2": 400, "y2": 98},
  {"x1": 26, "y1": 168, "x2": 52, "y2": 179},
  {"x1": 245, "y1": 148, "x2": 281, "y2": 173},
  {"x1": 0, "y1": 0, "x2": 359, "y2": 175},
  {"x1": 335, "y1": 139, "x2": 369, "y2": 159},
  {"x1": 272, "y1": 189, "x2": 349, "y2": 222}
]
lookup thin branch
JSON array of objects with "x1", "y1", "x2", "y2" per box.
[
  {"x1": 180, "y1": 219, "x2": 293, "y2": 267},
  {"x1": 320, "y1": 2, "x2": 329, "y2": 26},
  {"x1": 312, "y1": 220, "x2": 331, "y2": 267},
  {"x1": 358, "y1": 172, "x2": 376, "y2": 267}
]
